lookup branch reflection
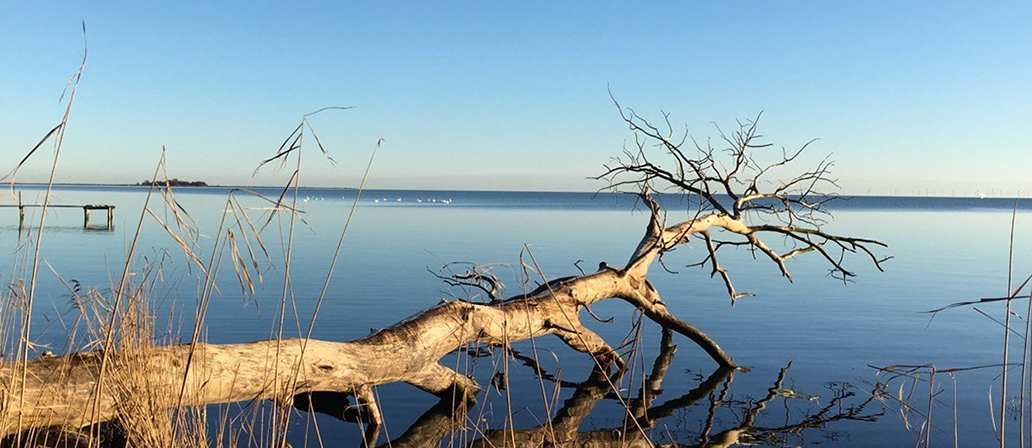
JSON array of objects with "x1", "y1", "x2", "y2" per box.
[{"x1": 302, "y1": 330, "x2": 880, "y2": 447}]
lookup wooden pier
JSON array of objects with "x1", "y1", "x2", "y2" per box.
[{"x1": 1, "y1": 193, "x2": 115, "y2": 230}]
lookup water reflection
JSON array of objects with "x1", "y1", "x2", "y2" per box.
[
  {"x1": 297, "y1": 330, "x2": 880, "y2": 447},
  {"x1": 0, "y1": 225, "x2": 116, "y2": 234}
]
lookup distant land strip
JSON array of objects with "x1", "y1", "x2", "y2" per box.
[
  {"x1": 12, "y1": 182, "x2": 358, "y2": 190},
  {"x1": 136, "y1": 178, "x2": 207, "y2": 187}
]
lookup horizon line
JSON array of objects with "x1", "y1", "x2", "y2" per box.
[{"x1": 8, "y1": 182, "x2": 1032, "y2": 201}]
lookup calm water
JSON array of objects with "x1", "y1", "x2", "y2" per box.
[{"x1": 3, "y1": 185, "x2": 1032, "y2": 447}]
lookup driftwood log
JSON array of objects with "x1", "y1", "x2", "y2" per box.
[
  {"x1": 0, "y1": 201, "x2": 735, "y2": 433},
  {"x1": 1, "y1": 109, "x2": 886, "y2": 437}
]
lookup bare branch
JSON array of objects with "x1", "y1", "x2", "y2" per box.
[
  {"x1": 701, "y1": 231, "x2": 755, "y2": 306},
  {"x1": 603, "y1": 101, "x2": 888, "y2": 300}
]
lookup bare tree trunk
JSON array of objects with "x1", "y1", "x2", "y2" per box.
[
  {"x1": 2, "y1": 203, "x2": 746, "y2": 435},
  {"x1": 2, "y1": 109, "x2": 887, "y2": 437}
]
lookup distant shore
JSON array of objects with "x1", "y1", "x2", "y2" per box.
[
  {"x1": 135, "y1": 179, "x2": 208, "y2": 187},
  {"x1": 13, "y1": 182, "x2": 358, "y2": 190}
]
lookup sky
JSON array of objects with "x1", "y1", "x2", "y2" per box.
[{"x1": 0, "y1": 1, "x2": 1029, "y2": 195}]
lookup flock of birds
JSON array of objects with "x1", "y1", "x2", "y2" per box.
[
  {"x1": 299, "y1": 196, "x2": 453, "y2": 204},
  {"x1": 373, "y1": 197, "x2": 452, "y2": 204}
]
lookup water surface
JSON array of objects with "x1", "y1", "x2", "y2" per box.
[{"x1": 2, "y1": 186, "x2": 1029, "y2": 446}]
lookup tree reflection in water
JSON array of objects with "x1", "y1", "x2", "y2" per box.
[{"x1": 299, "y1": 330, "x2": 880, "y2": 447}]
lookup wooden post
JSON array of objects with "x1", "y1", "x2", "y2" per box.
[
  {"x1": 83, "y1": 206, "x2": 89, "y2": 228},
  {"x1": 106, "y1": 206, "x2": 114, "y2": 229},
  {"x1": 17, "y1": 192, "x2": 24, "y2": 230}
]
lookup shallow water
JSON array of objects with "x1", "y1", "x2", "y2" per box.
[{"x1": 2, "y1": 185, "x2": 1030, "y2": 446}]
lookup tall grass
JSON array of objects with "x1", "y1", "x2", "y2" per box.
[
  {"x1": 0, "y1": 34, "x2": 887, "y2": 448},
  {"x1": 0, "y1": 34, "x2": 374, "y2": 446}
]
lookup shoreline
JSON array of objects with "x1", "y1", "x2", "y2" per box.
[{"x1": 6, "y1": 183, "x2": 1030, "y2": 200}]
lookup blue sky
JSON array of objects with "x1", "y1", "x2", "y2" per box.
[{"x1": 0, "y1": 2, "x2": 1029, "y2": 194}]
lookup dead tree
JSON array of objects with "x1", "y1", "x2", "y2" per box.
[{"x1": 0, "y1": 107, "x2": 886, "y2": 437}]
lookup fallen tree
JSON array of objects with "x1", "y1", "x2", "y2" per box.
[{"x1": 0, "y1": 108, "x2": 886, "y2": 439}]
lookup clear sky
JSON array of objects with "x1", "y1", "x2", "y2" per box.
[{"x1": 0, "y1": 2, "x2": 1029, "y2": 195}]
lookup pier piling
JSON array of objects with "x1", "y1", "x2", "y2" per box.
[{"x1": 3, "y1": 200, "x2": 116, "y2": 231}]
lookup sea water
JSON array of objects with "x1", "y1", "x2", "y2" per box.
[{"x1": 2, "y1": 185, "x2": 1030, "y2": 446}]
